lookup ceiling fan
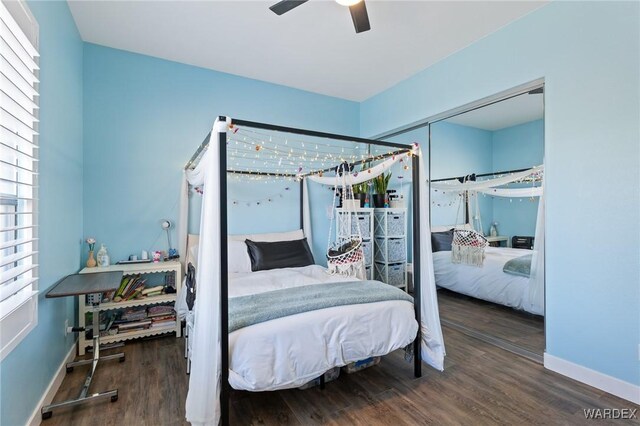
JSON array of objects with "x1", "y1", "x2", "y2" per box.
[{"x1": 269, "y1": 0, "x2": 371, "y2": 34}]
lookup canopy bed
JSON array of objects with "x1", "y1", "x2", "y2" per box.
[
  {"x1": 429, "y1": 166, "x2": 545, "y2": 316},
  {"x1": 177, "y1": 117, "x2": 445, "y2": 426}
]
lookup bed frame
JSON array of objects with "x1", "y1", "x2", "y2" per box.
[{"x1": 186, "y1": 117, "x2": 422, "y2": 426}]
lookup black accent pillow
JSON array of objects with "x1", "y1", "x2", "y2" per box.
[
  {"x1": 245, "y1": 238, "x2": 315, "y2": 272},
  {"x1": 431, "y1": 229, "x2": 454, "y2": 252}
]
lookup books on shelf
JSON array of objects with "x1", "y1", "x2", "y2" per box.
[
  {"x1": 96, "y1": 303, "x2": 177, "y2": 337},
  {"x1": 93, "y1": 280, "x2": 169, "y2": 305}
]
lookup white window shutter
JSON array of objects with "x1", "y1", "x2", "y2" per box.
[{"x1": 0, "y1": 0, "x2": 39, "y2": 361}]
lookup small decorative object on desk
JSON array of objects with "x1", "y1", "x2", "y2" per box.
[
  {"x1": 86, "y1": 237, "x2": 97, "y2": 268},
  {"x1": 153, "y1": 250, "x2": 162, "y2": 263},
  {"x1": 490, "y1": 221, "x2": 499, "y2": 237},
  {"x1": 97, "y1": 244, "x2": 110, "y2": 267},
  {"x1": 166, "y1": 248, "x2": 179, "y2": 260}
]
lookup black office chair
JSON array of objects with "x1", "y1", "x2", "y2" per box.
[{"x1": 512, "y1": 236, "x2": 535, "y2": 249}]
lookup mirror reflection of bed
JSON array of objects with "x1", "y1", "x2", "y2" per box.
[{"x1": 429, "y1": 88, "x2": 545, "y2": 360}]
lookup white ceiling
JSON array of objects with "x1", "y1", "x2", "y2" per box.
[
  {"x1": 445, "y1": 91, "x2": 544, "y2": 131},
  {"x1": 68, "y1": 1, "x2": 547, "y2": 102}
]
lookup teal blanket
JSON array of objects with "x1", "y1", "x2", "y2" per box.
[
  {"x1": 503, "y1": 254, "x2": 533, "y2": 278},
  {"x1": 229, "y1": 281, "x2": 413, "y2": 333}
]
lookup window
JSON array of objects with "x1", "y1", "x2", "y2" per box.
[{"x1": 0, "y1": 0, "x2": 39, "y2": 360}]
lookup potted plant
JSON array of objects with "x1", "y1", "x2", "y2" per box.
[
  {"x1": 373, "y1": 173, "x2": 391, "y2": 208},
  {"x1": 353, "y1": 182, "x2": 368, "y2": 208}
]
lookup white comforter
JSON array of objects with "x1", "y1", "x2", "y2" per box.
[
  {"x1": 227, "y1": 265, "x2": 418, "y2": 391},
  {"x1": 432, "y1": 247, "x2": 542, "y2": 315}
]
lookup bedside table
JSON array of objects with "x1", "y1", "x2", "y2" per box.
[{"x1": 485, "y1": 236, "x2": 508, "y2": 247}]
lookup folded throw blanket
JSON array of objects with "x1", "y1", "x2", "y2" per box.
[
  {"x1": 503, "y1": 253, "x2": 533, "y2": 278},
  {"x1": 229, "y1": 280, "x2": 413, "y2": 333}
]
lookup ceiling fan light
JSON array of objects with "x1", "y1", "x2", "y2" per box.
[{"x1": 335, "y1": 0, "x2": 362, "y2": 6}]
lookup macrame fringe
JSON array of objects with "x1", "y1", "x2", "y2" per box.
[
  {"x1": 451, "y1": 245, "x2": 485, "y2": 267},
  {"x1": 327, "y1": 258, "x2": 365, "y2": 280},
  {"x1": 451, "y1": 229, "x2": 488, "y2": 267}
]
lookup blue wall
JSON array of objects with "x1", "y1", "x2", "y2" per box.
[
  {"x1": 491, "y1": 119, "x2": 544, "y2": 240},
  {"x1": 83, "y1": 44, "x2": 359, "y2": 265},
  {"x1": 429, "y1": 121, "x2": 494, "y2": 233},
  {"x1": 361, "y1": 1, "x2": 640, "y2": 387},
  {"x1": 0, "y1": 2, "x2": 83, "y2": 425}
]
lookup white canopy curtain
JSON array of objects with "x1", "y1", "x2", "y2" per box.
[
  {"x1": 179, "y1": 118, "x2": 446, "y2": 425},
  {"x1": 182, "y1": 117, "x2": 230, "y2": 426},
  {"x1": 430, "y1": 165, "x2": 545, "y2": 315}
]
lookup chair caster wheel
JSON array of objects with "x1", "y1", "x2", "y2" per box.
[
  {"x1": 42, "y1": 411, "x2": 52, "y2": 420},
  {"x1": 119, "y1": 355, "x2": 125, "y2": 363},
  {"x1": 111, "y1": 395, "x2": 118, "y2": 403},
  {"x1": 66, "y1": 366, "x2": 74, "y2": 373}
]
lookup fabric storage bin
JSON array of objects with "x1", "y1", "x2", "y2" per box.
[
  {"x1": 342, "y1": 357, "x2": 381, "y2": 374},
  {"x1": 386, "y1": 211, "x2": 405, "y2": 236},
  {"x1": 361, "y1": 240, "x2": 373, "y2": 265},
  {"x1": 352, "y1": 214, "x2": 371, "y2": 239},
  {"x1": 337, "y1": 212, "x2": 371, "y2": 239},
  {"x1": 375, "y1": 262, "x2": 406, "y2": 288},
  {"x1": 298, "y1": 367, "x2": 340, "y2": 390},
  {"x1": 375, "y1": 210, "x2": 406, "y2": 237},
  {"x1": 375, "y1": 237, "x2": 406, "y2": 263}
]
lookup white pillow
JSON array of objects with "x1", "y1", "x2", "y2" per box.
[
  {"x1": 186, "y1": 241, "x2": 252, "y2": 274},
  {"x1": 228, "y1": 240, "x2": 252, "y2": 273},
  {"x1": 187, "y1": 244, "x2": 199, "y2": 268},
  {"x1": 229, "y1": 229, "x2": 304, "y2": 243}
]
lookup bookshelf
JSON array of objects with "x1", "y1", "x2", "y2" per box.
[{"x1": 77, "y1": 261, "x2": 182, "y2": 355}]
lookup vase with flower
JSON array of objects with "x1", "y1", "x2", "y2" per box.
[{"x1": 86, "y1": 237, "x2": 97, "y2": 267}]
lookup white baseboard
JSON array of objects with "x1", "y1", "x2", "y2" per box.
[
  {"x1": 27, "y1": 343, "x2": 76, "y2": 426},
  {"x1": 544, "y1": 353, "x2": 640, "y2": 405}
]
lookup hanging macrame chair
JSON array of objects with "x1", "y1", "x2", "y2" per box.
[
  {"x1": 326, "y1": 163, "x2": 366, "y2": 279},
  {"x1": 452, "y1": 229, "x2": 488, "y2": 267},
  {"x1": 451, "y1": 183, "x2": 488, "y2": 267}
]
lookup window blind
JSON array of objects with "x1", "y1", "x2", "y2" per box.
[{"x1": 0, "y1": 0, "x2": 39, "y2": 360}]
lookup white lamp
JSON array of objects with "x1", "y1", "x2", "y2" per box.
[{"x1": 161, "y1": 219, "x2": 172, "y2": 250}]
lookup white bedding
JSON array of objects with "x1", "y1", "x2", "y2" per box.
[
  {"x1": 226, "y1": 265, "x2": 418, "y2": 391},
  {"x1": 433, "y1": 247, "x2": 542, "y2": 315}
]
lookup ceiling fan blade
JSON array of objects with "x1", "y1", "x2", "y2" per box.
[
  {"x1": 349, "y1": 0, "x2": 371, "y2": 33},
  {"x1": 269, "y1": 0, "x2": 309, "y2": 16}
]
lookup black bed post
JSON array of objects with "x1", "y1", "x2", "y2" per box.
[
  {"x1": 219, "y1": 117, "x2": 230, "y2": 426},
  {"x1": 412, "y1": 153, "x2": 422, "y2": 378},
  {"x1": 299, "y1": 178, "x2": 304, "y2": 230}
]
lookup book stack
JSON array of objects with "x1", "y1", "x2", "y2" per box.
[
  {"x1": 148, "y1": 305, "x2": 177, "y2": 329},
  {"x1": 100, "y1": 305, "x2": 177, "y2": 336},
  {"x1": 113, "y1": 275, "x2": 147, "y2": 302},
  {"x1": 113, "y1": 307, "x2": 151, "y2": 333},
  {"x1": 99, "y1": 277, "x2": 166, "y2": 304}
]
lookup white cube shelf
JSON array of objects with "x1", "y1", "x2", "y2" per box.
[
  {"x1": 336, "y1": 208, "x2": 375, "y2": 279},
  {"x1": 373, "y1": 208, "x2": 408, "y2": 291}
]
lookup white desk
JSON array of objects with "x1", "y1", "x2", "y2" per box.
[{"x1": 486, "y1": 236, "x2": 508, "y2": 247}]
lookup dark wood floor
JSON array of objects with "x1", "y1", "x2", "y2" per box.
[
  {"x1": 437, "y1": 288, "x2": 545, "y2": 355},
  {"x1": 45, "y1": 327, "x2": 637, "y2": 426}
]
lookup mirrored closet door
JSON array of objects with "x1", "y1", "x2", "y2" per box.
[{"x1": 428, "y1": 87, "x2": 545, "y2": 361}]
